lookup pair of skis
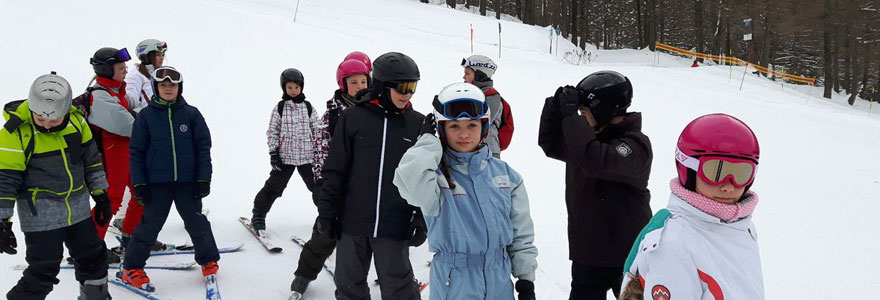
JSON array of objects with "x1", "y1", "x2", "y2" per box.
[{"x1": 109, "y1": 272, "x2": 222, "y2": 300}]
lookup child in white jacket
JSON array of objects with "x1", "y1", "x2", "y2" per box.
[{"x1": 620, "y1": 113, "x2": 764, "y2": 300}]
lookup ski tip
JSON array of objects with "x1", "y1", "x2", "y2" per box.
[{"x1": 269, "y1": 247, "x2": 283, "y2": 253}]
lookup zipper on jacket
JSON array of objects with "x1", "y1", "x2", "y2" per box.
[
  {"x1": 373, "y1": 117, "x2": 388, "y2": 238},
  {"x1": 167, "y1": 107, "x2": 178, "y2": 181},
  {"x1": 58, "y1": 135, "x2": 75, "y2": 226}
]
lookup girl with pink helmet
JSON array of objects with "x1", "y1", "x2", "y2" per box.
[
  {"x1": 620, "y1": 113, "x2": 764, "y2": 300},
  {"x1": 288, "y1": 52, "x2": 371, "y2": 299}
]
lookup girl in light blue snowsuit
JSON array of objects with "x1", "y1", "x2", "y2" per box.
[{"x1": 393, "y1": 82, "x2": 538, "y2": 300}]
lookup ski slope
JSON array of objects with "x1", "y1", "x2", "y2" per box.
[{"x1": 1, "y1": 0, "x2": 878, "y2": 299}]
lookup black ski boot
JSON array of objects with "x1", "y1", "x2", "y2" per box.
[
  {"x1": 251, "y1": 209, "x2": 267, "y2": 231},
  {"x1": 288, "y1": 276, "x2": 311, "y2": 300},
  {"x1": 80, "y1": 277, "x2": 112, "y2": 300}
]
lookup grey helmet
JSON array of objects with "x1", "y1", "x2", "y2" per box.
[
  {"x1": 29, "y1": 72, "x2": 72, "y2": 120},
  {"x1": 136, "y1": 39, "x2": 167, "y2": 65},
  {"x1": 461, "y1": 55, "x2": 497, "y2": 80}
]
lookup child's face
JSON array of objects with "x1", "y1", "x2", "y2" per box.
[
  {"x1": 695, "y1": 178, "x2": 746, "y2": 204},
  {"x1": 32, "y1": 113, "x2": 65, "y2": 129},
  {"x1": 152, "y1": 52, "x2": 165, "y2": 68},
  {"x1": 157, "y1": 81, "x2": 179, "y2": 101},
  {"x1": 444, "y1": 119, "x2": 482, "y2": 152},
  {"x1": 112, "y1": 63, "x2": 128, "y2": 82},
  {"x1": 285, "y1": 82, "x2": 302, "y2": 98},
  {"x1": 463, "y1": 67, "x2": 475, "y2": 84},
  {"x1": 345, "y1": 74, "x2": 368, "y2": 98},
  {"x1": 389, "y1": 87, "x2": 413, "y2": 109}
]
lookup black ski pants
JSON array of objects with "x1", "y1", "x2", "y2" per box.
[
  {"x1": 294, "y1": 229, "x2": 337, "y2": 280},
  {"x1": 334, "y1": 234, "x2": 420, "y2": 300},
  {"x1": 570, "y1": 261, "x2": 623, "y2": 300},
  {"x1": 7, "y1": 219, "x2": 108, "y2": 300},
  {"x1": 123, "y1": 182, "x2": 219, "y2": 269},
  {"x1": 253, "y1": 164, "x2": 315, "y2": 215}
]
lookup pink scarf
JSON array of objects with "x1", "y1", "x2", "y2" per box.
[{"x1": 669, "y1": 179, "x2": 759, "y2": 223}]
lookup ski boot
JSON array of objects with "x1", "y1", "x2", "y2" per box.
[
  {"x1": 80, "y1": 277, "x2": 112, "y2": 300},
  {"x1": 120, "y1": 268, "x2": 154, "y2": 292},
  {"x1": 288, "y1": 276, "x2": 311, "y2": 300},
  {"x1": 251, "y1": 209, "x2": 267, "y2": 232}
]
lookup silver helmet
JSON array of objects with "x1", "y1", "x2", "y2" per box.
[{"x1": 28, "y1": 72, "x2": 72, "y2": 120}]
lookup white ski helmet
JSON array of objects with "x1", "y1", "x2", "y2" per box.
[
  {"x1": 28, "y1": 72, "x2": 72, "y2": 120},
  {"x1": 461, "y1": 55, "x2": 497, "y2": 80},
  {"x1": 136, "y1": 39, "x2": 167, "y2": 65},
  {"x1": 432, "y1": 82, "x2": 490, "y2": 137}
]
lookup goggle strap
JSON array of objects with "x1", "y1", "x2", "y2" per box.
[{"x1": 675, "y1": 147, "x2": 701, "y2": 172}]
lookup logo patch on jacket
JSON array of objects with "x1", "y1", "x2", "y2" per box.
[
  {"x1": 179, "y1": 124, "x2": 188, "y2": 133},
  {"x1": 492, "y1": 175, "x2": 511, "y2": 189},
  {"x1": 615, "y1": 142, "x2": 632, "y2": 157},
  {"x1": 651, "y1": 285, "x2": 670, "y2": 300}
]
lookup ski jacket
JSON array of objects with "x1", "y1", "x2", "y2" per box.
[
  {"x1": 538, "y1": 96, "x2": 653, "y2": 267},
  {"x1": 473, "y1": 79, "x2": 503, "y2": 156},
  {"x1": 0, "y1": 101, "x2": 107, "y2": 232},
  {"x1": 130, "y1": 97, "x2": 211, "y2": 186},
  {"x1": 124, "y1": 64, "x2": 153, "y2": 109},
  {"x1": 312, "y1": 90, "x2": 354, "y2": 182},
  {"x1": 622, "y1": 183, "x2": 764, "y2": 300},
  {"x1": 315, "y1": 93, "x2": 424, "y2": 240},
  {"x1": 88, "y1": 77, "x2": 138, "y2": 140},
  {"x1": 267, "y1": 94, "x2": 317, "y2": 166},
  {"x1": 394, "y1": 134, "x2": 538, "y2": 299}
]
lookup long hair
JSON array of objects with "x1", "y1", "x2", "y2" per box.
[{"x1": 619, "y1": 272, "x2": 644, "y2": 300}]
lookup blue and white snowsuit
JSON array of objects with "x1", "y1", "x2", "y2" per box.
[{"x1": 394, "y1": 134, "x2": 538, "y2": 300}]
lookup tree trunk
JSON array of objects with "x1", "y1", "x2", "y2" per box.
[
  {"x1": 659, "y1": 0, "x2": 666, "y2": 43},
  {"x1": 758, "y1": 15, "x2": 771, "y2": 74},
  {"x1": 823, "y1": 19, "x2": 833, "y2": 99},
  {"x1": 636, "y1": 0, "x2": 644, "y2": 48},
  {"x1": 480, "y1": 0, "x2": 487, "y2": 16},
  {"x1": 647, "y1": 0, "x2": 656, "y2": 50},
  {"x1": 495, "y1": 0, "x2": 502, "y2": 19},
  {"x1": 571, "y1": 0, "x2": 579, "y2": 48},
  {"x1": 695, "y1": 0, "x2": 704, "y2": 59}
]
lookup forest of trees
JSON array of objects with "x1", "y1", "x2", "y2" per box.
[{"x1": 423, "y1": 0, "x2": 880, "y2": 103}]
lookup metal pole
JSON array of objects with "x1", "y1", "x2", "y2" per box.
[
  {"x1": 498, "y1": 22, "x2": 502, "y2": 58},
  {"x1": 739, "y1": 63, "x2": 749, "y2": 91},
  {"x1": 294, "y1": 0, "x2": 301, "y2": 22},
  {"x1": 471, "y1": 24, "x2": 474, "y2": 54}
]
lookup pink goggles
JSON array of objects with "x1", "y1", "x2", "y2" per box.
[{"x1": 676, "y1": 148, "x2": 757, "y2": 188}]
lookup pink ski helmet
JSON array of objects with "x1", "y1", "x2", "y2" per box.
[
  {"x1": 336, "y1": 59, "x2": 371, "y2": 92},
  {"x1": 344, "y1": 51, "x2": 372, "y2": 72},
  {"x1": 676, "y1": 113, "x2": 760, "y2": 189}
]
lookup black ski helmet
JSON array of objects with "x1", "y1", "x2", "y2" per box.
[
  {"x1": 90, "y1": 47, "x2": 130, "y2": 79},
  {"x1": 371, "y1": 52, "x2": 420, "y2": 99},
  {"x1": 280, "y1": 68, "x2": 304, "y2": 93},
  {"x1": 575, "y1": 70, "x2": 633, "y2": 126}
]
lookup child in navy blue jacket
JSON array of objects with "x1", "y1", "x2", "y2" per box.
[{"x1": 120, "y1": 66, "x2": 220, "y2": 291}]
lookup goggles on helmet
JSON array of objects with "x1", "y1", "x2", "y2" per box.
[
  {"x1": 153, "y1": 68, "x2": 182, "y2": 84},
  {"x1": 91, "y1": 48, "x2": 131, "y2": 65},
  {"x1": 433, "y1": 97, "x2": 487, "y2": 120},
  {"x1": 676, "y1": 148, "x2": 757, "y2": 188},
  {"x1": 388, "y1": 81, "x2": 418, "y2": 95}
]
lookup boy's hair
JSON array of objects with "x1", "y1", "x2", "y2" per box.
[{"x1": 619, "y1": 272, "x2": 644, "y2": 300}]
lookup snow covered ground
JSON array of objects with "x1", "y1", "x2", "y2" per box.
[{"x1": 1, "y1": 0, "x2": 878, "y2": 299}]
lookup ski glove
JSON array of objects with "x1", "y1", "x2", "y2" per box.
[
  {"x1": 515, "y1": 279, "x2": 536, "y2": 300},
  {"x1": 555, "y1": 85, "x2": 581, "y2": 117},
  {"x1": 0, "y1": 221, "x2": 16, "y2": 255},
  {"x1": 270, "y1": 151, "x2": 283, "y2": 172},
  {"x1": 420, "y1": 113, "x2": 437, "y2": 137},
  {"x1": 314, "y1": 216, "x2": 340, "y2": 240},
  {"x1": 92, "y1": 193, "x2": 112, "y2": 227},
  {"x1": 197, "y1": 182, "x2": 211, "y2": 198},
  {"x1": 407, "y1": 210, "x2": 428, "y2": 247},
  {"x1": 134, "y1": 185, "x2": 150, "y2": 206}
]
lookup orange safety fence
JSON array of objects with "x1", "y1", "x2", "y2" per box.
[{"x1": 654, "y1": 42, "x2": 816, "y2": 85}]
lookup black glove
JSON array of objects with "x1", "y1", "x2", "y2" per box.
[
  {"x1": 314, "y1": 216, "x2": 340, "y2": 239},
  {"x1": 197, "y1": 181, "x2": 211, "y2": 198},
  {"x1": 407, "y1": 210, "x2": 427, "y2": 247},
  {"x1": 420, "y1": 112, "x2": 437, "y2": 137},
  {"x1": 92, "y1": 193, "x2": 112, "y2": 227},
  {"x1": 134, "y1": 185, "x2": 150, "y2": 206},
  {"x1": 515, "y1": 279, "x2": 536, "y2": 300},
  {"x1": 270, "y1": 151, "x2": 283, "y2": 172},
  {"x1": 0, "y1": 221, "x2": 17, "y2": 255},
  {"x1": 554, "y1": 85, "x2": 581, "y2": 117}
]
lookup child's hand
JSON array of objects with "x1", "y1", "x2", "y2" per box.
[
  {"x1": 0, "y1": 221, "x2": 16, "y2": 255},
  {"x1": 515, "y1": 279, "x2": 536, "y2": 300},
  {"x1": 270, "y1": 151, "x2": 283, "y2": 171},
  {"x1": 420, "y1": 113, "x2": 437, "y2": 137}
]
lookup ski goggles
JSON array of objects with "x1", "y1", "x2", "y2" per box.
[
  {"x1": 460, "y1": 58, "x2": 496, "y2": 70},
  {"x1": 90, "y1": 48, "x2": 131, "y2": 65},
  {"x1": 676, "y1": 148, "x2": 757, "y2": 188},
  {"x1": 432, "y1": 97, "x2": 488, "y2": 120},
  {"x1": 388, "y1": 81, "x2": 418, "y2": 94},
  {"x1": 153, "y1": 68, "x2": 183, "y2": 84}
]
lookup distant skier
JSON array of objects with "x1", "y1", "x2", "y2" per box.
[
  {"x1": 394, "y1": 82, "x2": 538, "y2": 300},
  {"x1": 120, "y1": 66, "x2": 220, "y2": 290},
  {"x1": 250, "y1": 68, "x2": 318, "y2": 232},
  {"x1": 538, "y1": 71, "x2": 653, "y2": 300},
  {"x1": 1, "y1": 73, "x2": 112, "y2": 300},
  {"x1": 620, "y1": 114, "x2": 765, "y2": 300},
  {"x1": 289, "y1": 52, "x2": 372, "y2": 299},
  {"x1": 461, "y1": 55, "x2": 506, "y2": 158}
]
